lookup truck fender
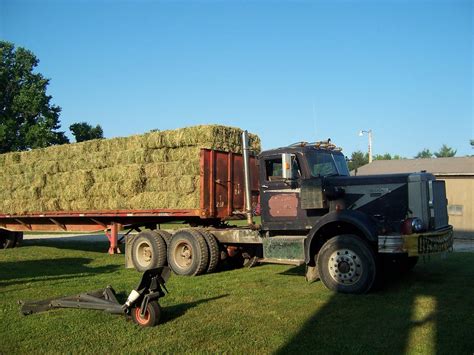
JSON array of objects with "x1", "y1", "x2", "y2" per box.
[{"x1": 304, "y1": 210, "x2": 378, "y2": 264}]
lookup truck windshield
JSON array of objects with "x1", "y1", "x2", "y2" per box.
[{"x1": 306, "y1": 151, "x2": 350, "y2": 177}]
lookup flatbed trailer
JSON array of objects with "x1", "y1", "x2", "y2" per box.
[{"x1": 0, "y1": 148, "x2": 259, "y2": 253}]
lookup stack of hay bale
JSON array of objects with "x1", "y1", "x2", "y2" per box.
[{"x1": 0, "y1": 125, "x2": 261, "y2": 215}]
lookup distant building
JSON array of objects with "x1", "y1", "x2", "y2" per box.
[{"x1": 353, "y1": 157, "x2": 474, "y2": 238}]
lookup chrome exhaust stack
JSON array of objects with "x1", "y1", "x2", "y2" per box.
[{"x1": 242, "y1": 130, "x2": 254, "y2": 225}]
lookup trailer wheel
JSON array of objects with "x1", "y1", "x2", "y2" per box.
[
  {"x1": 1, "y1": 230, "x2": 17, "y2": 249},
  {"x1": 195, "y1": 229, "x2": 220, "y2": 273},
  {"x1": 0, "y1": 234, "x2": 6, "y2": 249},
  {"x1": 131, "y1": 231, "x2": 167, "y2": 272},
  {"x1": 131, "y1": 301, "x2": 162, "y2": 327},
  {"x1": 317, "y1": 234, "x2": 376, "y2": 294},
  {"x1": 168, "y1": 229, "x2": 209, "y2": 276}
]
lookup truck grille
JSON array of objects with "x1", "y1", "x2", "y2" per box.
[{"x1": 430, "y1": 180, "x2": 449, "y2": 230}]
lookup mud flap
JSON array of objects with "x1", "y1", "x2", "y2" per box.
[{"x1": 305, "y1": 264, "x2": 320, "y2": 283}]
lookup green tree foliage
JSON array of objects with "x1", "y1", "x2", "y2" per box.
[
  {"x1": 0, "y1": 41, "x2": 68, "y2": 153},
  {"x1": 434, "y1": 144, "x2": 456, "y2": 158},
  {"x1": 415, "y1": 149, "x2": 433, "y2": 159},
  {"x1": 373, "y1": 153, "x2": 405, "y2": 160},
  {"x1": 348, "y1": 151, "x2": 369, "y2": 171},
  {"x1": 69, "y1": 122, "x2": 104, "y2": 142},
  {"x1": 470, "y1": 139, "x2": 473, "y2": 148}
]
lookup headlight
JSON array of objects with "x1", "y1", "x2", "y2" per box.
[{"x1": 411, "y1": 218, "x2": 425, "y2": 233}]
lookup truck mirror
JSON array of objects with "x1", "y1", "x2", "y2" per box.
[{"x1": 282, "y1": 153, "x2": 292, "y2": 180}]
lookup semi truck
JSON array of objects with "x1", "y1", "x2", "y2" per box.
[{"x1": 0, "y1": 132, "x2": 453, "y2": 294}]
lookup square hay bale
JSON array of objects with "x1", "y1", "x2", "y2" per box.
[{"x1": 0, "y1": 125, "x2": 260, "y2": 214}]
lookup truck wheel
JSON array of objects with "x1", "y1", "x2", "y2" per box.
[
  {"x1": 154, "y1": 230, "x2": 172, "y2": 247},
  {"x1": 195, "y1": 229, "x2": 219, "y2": 273},
  {"x1": 168, "y1": 229, "x2": 209, "y2": 276},
  {"x1": 2, "y1": 231, "x2": 17, "y2": 249},
  {"x1": 317, "y1": 234, "x2": 376, "y2": 294},
  {"x1": 131, "y1": 301, "x2": 162, "y2": 327},
  {"x1": 131, "y1": 231, "x2": 167, "y2": 272}
]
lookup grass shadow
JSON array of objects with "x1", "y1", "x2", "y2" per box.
[
  {"x1": 0, "y1": 257, "x2": 120, "y2": 287},
  {"x1": 278, "y1": 265, "x2": 306, "y2": 277},
  {"x1": 162, "y1": 294, "x2": 229, "y2": 324},
  {"x1": 276, "y1": 254, "x2": 474, "y2": 354},
  {"x1": 21, "y1": 239, "x2": 115, "y2": 253}
]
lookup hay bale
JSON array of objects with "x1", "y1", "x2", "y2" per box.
[{"x1": 0, "y1": 125, "x2": 260, "y2": 214}]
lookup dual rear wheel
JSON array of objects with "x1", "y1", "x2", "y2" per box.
[{"x1": 130, "y1": 228, "x2": 220, "y2": 276}]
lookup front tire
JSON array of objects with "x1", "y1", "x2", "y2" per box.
[{"x1": 317, "y1": 234, "x2": 376, "y2": 294}]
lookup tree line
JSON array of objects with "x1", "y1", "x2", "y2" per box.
[
  {"x1": 0, "y1": 41, "x2": 103, "y2": 154},
  {"x1": 347, "y1": 144, "x2": 465, "y2": 171}
]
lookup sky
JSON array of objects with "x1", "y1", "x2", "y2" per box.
[{"x1": 1, "y1": 0, "x2": 473, "y2": 157}]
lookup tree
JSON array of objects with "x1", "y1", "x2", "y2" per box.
[
  {"x1": 434, "y1": 144, "x2": 456, "y2": 158},
  {"x1": 415, "y1": 149, "x2": 433, "y2": 159},
  {"x1": 69, "y1": 122, "x2": 104, "y2": 142},
  {"x1": 348, "y1": 151, "x2": 369, "y2": 171},
  {"x1": 0, "y1": 41, "x2": 69, "y2": 153},
  {"x1": 470, "y1": 139, "x2": 473, "y2": 148},
  {"x1": 373, "y1": 153, "x2": 404, "y2": 160}
]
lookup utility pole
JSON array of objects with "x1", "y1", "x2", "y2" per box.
[{"x1": 359, "y1": 129, "x2": 373, "y2": 163}]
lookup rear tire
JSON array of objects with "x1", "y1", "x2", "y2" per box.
[
  {"x1": 156, "y1": 230, "x2": 172, "y2": 247},
  {"x1": 168, "y1": 229, "x2": 209, "y2": 276},
  {"x1": 317, "y1": 234, "x2": 376, "y2": 294},
  {"x1": 195, "y1": 229, "x2": 220, "y2": 273},
  {"x1": 131, "y1": 231, "x2": 167, "y2": 272},
  {"x1": 131, "y1": 301, "x2": 162, "y2": 327}
]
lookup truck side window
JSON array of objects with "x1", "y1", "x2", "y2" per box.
[{"x1": 265, "y1": 158, "x2": 283, "y2": 181}]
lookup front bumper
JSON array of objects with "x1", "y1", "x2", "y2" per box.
[{"x1": 378, "y1": 226, "x2": 453, "y2": 257}]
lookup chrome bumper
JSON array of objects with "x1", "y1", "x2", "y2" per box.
[{"x1": 378, "y1": 226, "x2": 453, "y2": 257}]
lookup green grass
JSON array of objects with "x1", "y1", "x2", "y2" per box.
[{"x1": 1, "y1": 240, "x2": 473, "y2": 354}]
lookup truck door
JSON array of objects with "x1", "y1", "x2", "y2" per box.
[{"x1": 260, "y1": 154, "x2": 305, "y2": 231}]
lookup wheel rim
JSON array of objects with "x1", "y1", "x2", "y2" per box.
[
  {"x1": 328, "y1": 248, "x2": 363, "y2": 285},
  {"x1": 174, "y1": 241, "x2": 193, "y2": 269},
  {"x1": 136, "y1": 241, "x2": 152, "y2": 268},
  {"x1": 134, "y1": 307, "x2": 150, "y2": 325}
]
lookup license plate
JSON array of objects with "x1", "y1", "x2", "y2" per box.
[{"x1": 418, "y1": 233, "x2": 453, "y2": 254}]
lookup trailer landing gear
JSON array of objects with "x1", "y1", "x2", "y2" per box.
[{"x1": 19, "y1": 267, "x2": 171, "y2": 327}]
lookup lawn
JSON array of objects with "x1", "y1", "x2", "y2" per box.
[{"x1": 1, "y1": 240, "x2": 473, "y2": 354}]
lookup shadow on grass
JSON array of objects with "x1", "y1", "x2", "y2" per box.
[
  {"x1": 162, "y1": 294, "x2": 229, "y2": 324},
  {"x1": 276, "y1": 254, "x2": 474, "y2": 354},
  {"x1": 278, "y1": 265, "x2": 305, "y2": 277},
  {"x1": 0, "y1": 257, "x2": 120, "y2": 288},
  {"x1": 21, "y1": 239, "x2": 114, "y2": 253}
]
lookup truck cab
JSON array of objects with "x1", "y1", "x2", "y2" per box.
[
  {"x1": 259, "y1": 141, "x2": 349, "y2": 233},
  {"x1": 256, "y1": 140, "x2": 453, "y2": 294}
]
